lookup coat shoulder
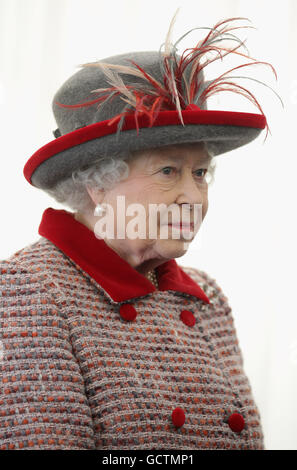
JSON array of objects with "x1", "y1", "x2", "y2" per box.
[
  {"x1": 0, "y1": 251, "x2": 33, "y2": 302},
  {"x1": 180, "y1": 265, "x2": 230, "y2": 306},
  {"x1": 0, "y1": 238, "x2": 59, "y2": 307}
]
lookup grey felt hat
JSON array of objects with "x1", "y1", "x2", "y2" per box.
[{"x1": 24, "y1": 15, "x2": 276, "y2": 190}]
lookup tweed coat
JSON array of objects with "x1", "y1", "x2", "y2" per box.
[{"x1": 0, "y1": 207, "x2": 265, "y2": 450}]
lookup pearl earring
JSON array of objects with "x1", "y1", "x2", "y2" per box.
[{"x1": 94, "y1": 203, "x2": 106, "y2": 216}]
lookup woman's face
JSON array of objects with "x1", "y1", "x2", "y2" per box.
[{"x1": 87, "y1": 142, "x2": 212, "y2": 270}]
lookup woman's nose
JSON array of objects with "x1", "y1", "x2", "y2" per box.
[{"x1": 175, "y1": 171, "x2": 205, "y2": 205}]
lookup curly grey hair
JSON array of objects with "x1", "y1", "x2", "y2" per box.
[{"x1": 43, "y1": 142, "x2": 217, "y2": 213}]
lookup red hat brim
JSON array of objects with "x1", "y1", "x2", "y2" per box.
[{"x1": 23, "y1": 108, "x2": 266, "y2": 189}]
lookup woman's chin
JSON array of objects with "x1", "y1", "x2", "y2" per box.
[{"x1": 156, "y1": 238, "x2": 191, "y2": 258}]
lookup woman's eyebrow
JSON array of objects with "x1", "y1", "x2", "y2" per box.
[{"x1": 157, "y1": 153, "x2": 212, "y2": 164}]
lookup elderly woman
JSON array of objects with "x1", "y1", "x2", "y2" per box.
[{"x1": 0, "y1": 16, "x2": 275, "y2": 450}]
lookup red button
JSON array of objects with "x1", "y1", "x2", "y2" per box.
[
  {"x1": 119, "y1": 304, "x2": 137, "y2": 321},
  {"x1": 228, "y1": 413, "x2": 245, "y2": 433},
  {"x1": 180, "y1": 310, "x2": 196, "y2": 327},
  {"x1": 172, "y1": 407, "x2": 185, "y2": 428}
]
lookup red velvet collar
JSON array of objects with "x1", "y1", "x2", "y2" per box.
[{"x1": 38, "y1": 207, "x2": 211, "y2": 304}]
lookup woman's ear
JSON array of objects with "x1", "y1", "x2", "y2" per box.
[{"x1": 86, "y1": 185, "x2": 105, "y2": 205}]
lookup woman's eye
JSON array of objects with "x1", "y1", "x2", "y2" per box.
[
  {"x1": 160, "y1": 167, "x2": 208, "y2": 178},
  {"x1": 194, "y1": 169, "x2": 208, "y2": 178},
  {"x1": 161, "y1": 167, "x2": 175, "y2": 175}
]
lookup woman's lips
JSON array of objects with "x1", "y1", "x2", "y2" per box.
[{"x1": 168, "y1": 223, "x2": 194, "y2": 230}]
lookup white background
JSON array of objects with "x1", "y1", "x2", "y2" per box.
[{"x1": 0, "y1": 0, "x2": 296, "y2": 450}]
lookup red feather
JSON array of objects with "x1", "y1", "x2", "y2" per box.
[
  {"x1": 54, "y1": 15, "x2": 280, "y2": 140},
  {"x1": 201, "y1": 81, "x2": 270, "y2": 139},
  {"x1": 127, "y1": 60, "x2": 167, "y2": 99}
]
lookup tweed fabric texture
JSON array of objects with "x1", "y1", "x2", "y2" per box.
[{"x1": 0, "y1": 237, "x2": 264, "y2": 450}]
